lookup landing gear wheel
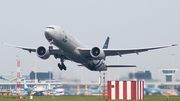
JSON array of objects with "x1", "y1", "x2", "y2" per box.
[
  {"x1": 64, "y1": 66, "x2": 67, "y2": 71},
  {"x1": 58, "y1": 63, "x2": 62, "y2": 70},
  {"x1": 62, "y1": 63, "x2": 67, "y2": 71},
  {"x1": 58, "y1": 57, "x2": 67, "y2": 71}
]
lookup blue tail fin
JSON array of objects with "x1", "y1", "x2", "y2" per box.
[
  {"x1": 103, "y1": 37, "x2": 110, "y2": 49},
  {"x1": 24, "y1": 80, "x2": 27, "y2": 88}
]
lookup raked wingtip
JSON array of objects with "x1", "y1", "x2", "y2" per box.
[{"x1": 172, "y1": 44, "x2": 178, "y2": 46}]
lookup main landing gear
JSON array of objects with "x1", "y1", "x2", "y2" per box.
[
  {"x1": 48, "y1": 45, "x2": 67, "y2": 71},
  {"x1": 58, "y1": 57, "x2": 67, "y2": 71},
  {"x1": 58, "y1": 63, "x2": 67, "y2": 70}
]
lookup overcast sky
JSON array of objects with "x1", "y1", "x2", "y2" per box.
[{"x1": 0, "y1": 0, "x2": 180, "y2": 82}]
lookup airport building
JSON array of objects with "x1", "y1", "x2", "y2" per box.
[
  {"x1": 128, "y1": 70, "x2": 180, "y2": 94},
  {"x1": 30, "y1": 71, "x2": 53, "y2": 81},
  {"x1": 160, "y1": 69, "x2": 179, "y2": 82},
  {"x1": 128, "y1": 70, "x2": 152, "y2": 80},
  {"x1": 0, "y1": 71, "x2": 99, "y2": 95},
  {"x1": 0, "y1": 70, "x2": 180, "y2": 95}
]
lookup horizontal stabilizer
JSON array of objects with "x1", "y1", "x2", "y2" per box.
[{"x1": 106, "y1": 64, "x2": 136, "y2": 67}]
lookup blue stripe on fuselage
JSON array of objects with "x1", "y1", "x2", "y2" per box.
[
  {"x1": 95, "y1": 60, "x2": 104, "y2": 69},
  {"x1": 94, "y1": 60, "x2": 101, "y2": 66},
  {"x1": 96, "y1": 62, "x2": 103, "y2": 69}
]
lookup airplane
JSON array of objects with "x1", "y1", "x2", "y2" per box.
[
  {"x1": 2, "y1": 25, "x2": 177, "y2": 71},
  {"x1": 30, "y1": 84, "x2": 50, "y2": 96},
  {"x1": 32, "y1": 84, "x2": 65, "y2": 96},
  {"x1": 0, "y1": 71, "x2": 14, "y2": 77},
  {"x1": 24, "y1": 80, "x2": 60, "y2": 96},
  {"x1": 144, "y1": 86, "x2": 161, "y2": 95},
  {"x1": 88, "y1": 88, "x2": 100, "y2": 95},
  {"x1": 24, "y1": 81, "x2": 45, "y2": 93},
  {"x1": 24, "y1": 81, "x2": 34, "y2": 91},
  {"x1": 0, "y1": 71, "x2": 17, "y2": 82},
  {"x1": 25, "y1": 83, "x2": 53, "y2": 92}
]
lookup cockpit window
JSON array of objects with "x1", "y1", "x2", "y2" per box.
[{"x1": 46, "y1": 27, "x2": 54, "y2": 29}]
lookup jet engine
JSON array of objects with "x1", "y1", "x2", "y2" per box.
[
  {"x1": 90, "y1": 47, "x2": 105, "y2": 60},
  {"x1": 36, "y1": 46, "x2": 50, "y2": 59}
]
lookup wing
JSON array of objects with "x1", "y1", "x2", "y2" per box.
[
  {"x1": 104, "y1": 44, "x2": 177, "y2": 56},
  {"x1": 2, "y1": 43, "x2": 36, "y2": 53},
  {"x1": 2, "y1": 43, "x2": 69, "y2": 60},
  {"x1": 78, "y1": 44, "x2": 177, "y2": 58}
]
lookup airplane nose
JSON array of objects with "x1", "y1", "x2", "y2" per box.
[
  {"x1": 45, "y1": 29, "x2": 50, "y2": 35},
  {"x1": 44, "y1": 29, "x2": 53, "y2": 39}
]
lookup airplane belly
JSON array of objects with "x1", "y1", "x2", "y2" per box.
[
  {"x1": 66, "y1": 53, "x2": 87, "y2": 63},
  {"x1": 84, "y1": 60, "x2": 107, "y2": 71}
]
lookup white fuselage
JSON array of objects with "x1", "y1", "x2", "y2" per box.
[{"x1": 44, "y1": 25, "x2": 107, "y2": 71}]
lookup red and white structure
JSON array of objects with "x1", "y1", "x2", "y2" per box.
[
  {"x1": 85, "y1": 84, "x2": 88, "y2": 95},
  {"x1": 107, "y1": 81, "x2": 144, "y2": 100},
  {"x1": 77, "y1": 85, "x2": 80, "y2": 95},
  {"x1": 16, "y1": 57, "x2": 21, "y2": 99}
]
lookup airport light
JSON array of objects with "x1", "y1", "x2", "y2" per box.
[
  {"x1": 85, "y1": 69, "x2": 88, "y2": 95},
  {"x1": 16, "y1": 56, "x2": 20, "y2": 99},
  {"x1": 77, "y1": 66, "x2": 80, "y2": 95},
  {"x1": 103, "y1": 72, "x2": 106, "y2": 99}
]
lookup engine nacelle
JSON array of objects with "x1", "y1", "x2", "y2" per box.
[
  {"x1": 90, "y1": 47, "x2": 105, "y2": 60},
  {"x1": 36, "y1": 46, "x2": 50, "y2": 59}
]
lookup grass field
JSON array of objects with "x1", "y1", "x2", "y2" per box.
[{"x1": 0, "y1": 96, "x2": 180, "y2": 101}]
